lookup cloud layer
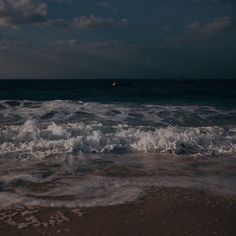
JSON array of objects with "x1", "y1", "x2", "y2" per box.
[
  {"x1": 185, "y1": 16, "x2": 233, "y2": 39},
  {"x1": 0, "y1": 1, "x2": 128, "y2": 30},
  {"x1": 166, "y1": 16, "x2": 234, "y2": 47},
  {"x1": 0, "y1": 0, "x2": 47, "y2": 26},
  {"x1": 71, "y1": 15, "x2": 128, "y2": 30}
]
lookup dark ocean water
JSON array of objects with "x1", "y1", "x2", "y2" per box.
[
  {"x1": 0, "y1": 79, "x2": 236, "y2": 208},
  {"x1": 0, "y1": 79, "x2": 236, "y2": 106}
]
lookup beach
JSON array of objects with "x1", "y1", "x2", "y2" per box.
[{"x1": 1, "y1": 188, "x2": 236, "y2": 236}]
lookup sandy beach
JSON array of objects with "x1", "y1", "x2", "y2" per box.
[{"x1": 1, "y1": 188, "x2": 236, "y2": 236}]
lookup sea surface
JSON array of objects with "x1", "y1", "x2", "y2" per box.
[{"x1": 0, "y1": 79, "x2": 236, "y2": 208}]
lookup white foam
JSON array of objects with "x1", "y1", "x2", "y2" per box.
[
  {"x1": 0, "y1": 100, "x2": 235, "y2": 128},
  {"x1": 0, "y1": 120, "x2": 236, "y2": 158},
  {"x1": 1, "y1": 173, "x2": 236, "y2": 208},
  {"x1": 47, "y1": 122, "x2": 66, "y2": 137}
]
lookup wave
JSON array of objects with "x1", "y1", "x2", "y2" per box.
[
  {"x1": 0, "y1": 120, "x2": 236, "y2": 158},
  {"x1": 1, "y1": 100, "x2": 236, "y2": 127},
  {"x1": 1, "y1": 100, "x2": 236, "y2": 209}
]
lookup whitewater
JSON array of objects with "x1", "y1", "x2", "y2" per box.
[
  {"x1": 1, "y1": 100, "x2": 236, "y2": 158},
  {"x1": 0, "y1": 99, "x2": 236, "y2": 208}
]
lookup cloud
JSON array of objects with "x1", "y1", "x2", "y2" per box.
[
  {"x1": 166, "y1": 16, "x2": 234, "y2": 47},
  {"x1": 97, "y1": 1, "x2": 116, "y2": 11},
  {"x1": 0, "y1": 1, "x2": 129, "y2": 31},
  {"x1": 43, "y1": 18, "x2": 67, "y2": 27},
  {"x1": 0, "y1": 38, "x2": 27, "y2": 50},
  {"x1": 47, "y1": 39, "x2": 127, "y2": 56},
  {"x1": 0, "y1": 0, "x2": 47, "y2": 27},
  {"x1": 43, "y1": 15, "x2": 129, "y2": 30},
  {"x1": 71, "y1": 15, "x2": 128, "y2": 30},
  {"x1": 185, "y1": 16, "x2": 233, "y2": 37}
]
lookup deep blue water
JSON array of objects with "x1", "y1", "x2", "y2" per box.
[{"x1": 0, "y1": 79, "x2": 235, "y2": 106}]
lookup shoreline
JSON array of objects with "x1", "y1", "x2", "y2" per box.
[{"x1": 1, "y1": 188, "x2": 236, "y2": 236}]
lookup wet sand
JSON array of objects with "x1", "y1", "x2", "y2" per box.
[{"x1": 1, "y1": 188, "x2": 236, "y2": 236}]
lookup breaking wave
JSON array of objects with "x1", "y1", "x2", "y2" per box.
[
  {"x1": 0, "y1": 119, "x2": 236, "y2": 158},
  {"x1": 0, "y1": 100, "x2": 236, "y2": 158}
]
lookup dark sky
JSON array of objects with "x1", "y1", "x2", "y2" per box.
[{"x1": 0, "y1": 0, "x2": 236, "y2": 79}]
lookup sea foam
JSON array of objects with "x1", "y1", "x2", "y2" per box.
[{"x1": 0, "y1": 119, "x2": 236, "y2": 158}]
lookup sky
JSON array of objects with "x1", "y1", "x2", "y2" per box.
[{"x1": 0, "y1": 0, "x2": 236, "y2": 79}]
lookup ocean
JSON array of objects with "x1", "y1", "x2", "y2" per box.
[{"x1": 0, "y1": 79, "x2": 236, "y2": 208}]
